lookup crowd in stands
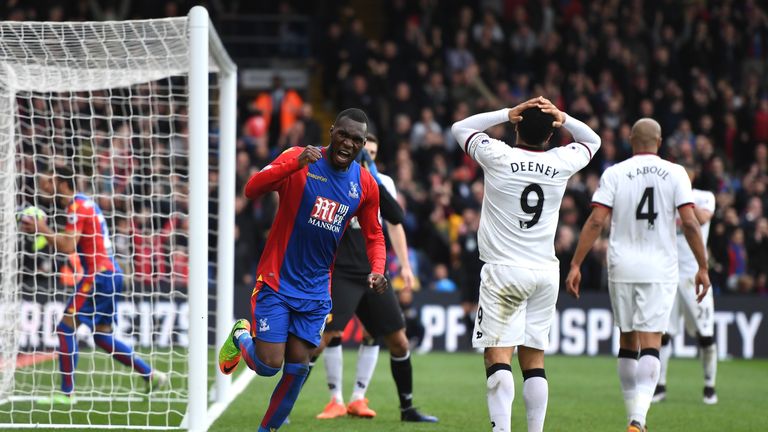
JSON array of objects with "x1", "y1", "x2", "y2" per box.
[
  {"x1": 8, "y1": 0, "x2": 768, "y2": 298},
  {"x1": 15, "y1": 84, "x2": 193, "y2": 290},
  {"x1": 240, "y1": 0, "x2": 768, "y2": 296}
]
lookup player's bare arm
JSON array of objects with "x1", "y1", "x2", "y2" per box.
[
  {"x1": 385, "y1": 222, "x2": 415, "y2": 290},
  {"x1": 694, "y1": 206, "x2": 714, "y2": 225},
  {"x1": 566, "y1": 205, "x2": 612, "y2": 299},
  {"x1": 679, "y1": 204, "x2": 711, "y2": 302},
  {"x1": 20, "y1": 217, "x2": 79, "y2": 254}
]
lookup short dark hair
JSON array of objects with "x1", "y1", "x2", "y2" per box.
[
  {"x1": 366, "y1": 133, "x2": 378, "y2": 144},
  {"x1": 516, "y1": 107, "x2": 555, "y2": 146},
  {"x1": 334, "y1": 108, "x2": 369, "y2": 127},
  {"x1": 52, "y1": 165, "x2": 76, "y2": 191}
]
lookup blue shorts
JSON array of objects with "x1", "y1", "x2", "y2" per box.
[
  {"x1": 250, "y1": 282, "x2": 331, "y2": 347},
  {"x1": 65, "y1": 271, "x2": 123, "y2": 329}
]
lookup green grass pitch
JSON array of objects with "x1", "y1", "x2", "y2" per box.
[
  {"x1": 0, "y1": 348, "x2": 228, "y2": 430},
  {"x1": 2, "y1": 351, "x2": 765, "y2": 431},
  {"x1": 211, "y1": 351, "x2": 766, "y2": 432}
]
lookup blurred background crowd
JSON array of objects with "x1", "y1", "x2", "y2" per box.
[
  {"x1": 7, "y1": 0, "x2": 768, "y2": 300},
  {"x1": 254, "y1": 0, "x2": 768, "y2": 298}
]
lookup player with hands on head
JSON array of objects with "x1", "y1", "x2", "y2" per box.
[
  {"x1": 565, "y1": 118, "x2": 710, "y2": 432},
  {"x1": 452, "y1": 96, "x2": 601, "y2": 432},
  {"x1": 217, "y1": 108, "x2": 386, "y2": 432},
  {"x1": 20, "y1": 166, "x2": 167, "y2": 405}
]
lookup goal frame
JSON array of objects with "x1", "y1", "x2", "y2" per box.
[
  {"x1": 187, "y1": 6, "x2": 237, "y2": 432},
  {"x1": 0, "y1": 6, "x2": 237, "y2": 431}
]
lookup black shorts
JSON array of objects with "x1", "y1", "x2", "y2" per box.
[{"x1": 326, "y1": 272, "x2": 405, "y2": 337}]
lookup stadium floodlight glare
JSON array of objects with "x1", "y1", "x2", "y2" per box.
[{"x1": 0, "y1": 6, "x2": 236, "y2": 431}]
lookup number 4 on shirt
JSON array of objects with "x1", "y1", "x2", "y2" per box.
[{"x1": 636, "y1": 187, "x2": 658, "y2": 228}]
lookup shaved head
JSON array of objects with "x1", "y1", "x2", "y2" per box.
[{"x1": 630, "y1": 118, "x2": 662, "y2": 153}]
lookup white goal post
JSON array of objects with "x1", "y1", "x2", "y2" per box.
[{"x1": 0, "y1": 6, "x2": 236, "y2": 431}]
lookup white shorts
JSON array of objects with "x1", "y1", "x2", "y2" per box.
[
  {"x1": 472, "y1": 263, "x2": 558, "y2": 350},
  {"x1": 666, "y1": 276, "x2": 715, "y2": 337},
  {"x1": 609, "y1": 281, "x2": 676, "y2": 333}
]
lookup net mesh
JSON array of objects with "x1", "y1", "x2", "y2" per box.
[{"x1": 0, "y1": 17, "x2": 223, "y2": 428}]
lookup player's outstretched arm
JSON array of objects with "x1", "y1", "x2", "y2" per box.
[
  {"x1": 679, "y1": 204, "x2": 711, "y2": 302},
  {"x1": 243, "y1": 146, "x2": 320, "y2": 199},
  {"x1": 385, "y1": 221, "x2": 415, "y2": 291},
  {"x1": 566, "y1": 205, "x2": 611, "y2": 299},
  {"x1": 694, "y1": 206, "x2": 714, "y2": 225}
]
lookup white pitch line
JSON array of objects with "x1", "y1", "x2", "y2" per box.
[
  {"x1": 0, "y1": 395, "x2": 187, "y2": 405},
  {"x1": 0, "y1": 424, "x2": 183, "y2": 430},
  {"x1": 205, "y1": 372, "x2": 255, "y2": 430}
]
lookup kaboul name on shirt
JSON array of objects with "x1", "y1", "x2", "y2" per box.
[{"x1": 625, "y1": 165, "x2": 670, "y2": 181}]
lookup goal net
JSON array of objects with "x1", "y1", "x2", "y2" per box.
[{"x1": 0, "y1": 7, "x2": 236, "y2": 430}]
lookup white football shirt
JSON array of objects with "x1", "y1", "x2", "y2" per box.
[
  {"x1": 452, "y1": 109, "x2": 601, "y2": 269},
  {"x1": 591, "y1": 154, "x2": 694, "y2": 282},
  {"x1": 676, "y1": 189, "x2": 715, "y2": 278},
  {"x1": 378, "y1": 173, "x2": 397, "y2": 200}
]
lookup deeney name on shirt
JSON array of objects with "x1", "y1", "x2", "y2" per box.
[
  {"x1": 625, "y1": 165, "x2": 670, "y2": 181},
  {"x1": 510, "y1": 161, "x2": 560, "y2": 178}
]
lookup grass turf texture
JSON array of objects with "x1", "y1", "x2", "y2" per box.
[
  {"x1": 210, "y1": 352, "x2": 765, "y2": 432},
  {"x1": 0, "y1": 348, "x2": 231, "y2": 430},
  {"x1": 2, "y1": 351, "x2": 765, "y2": 431}
]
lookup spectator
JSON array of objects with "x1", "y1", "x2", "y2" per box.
[
  {"x1": 727, "y1": 228, "x2": 749, "y2": 291},
  {"x1": 390, "y1": 81, "x2": 420, "y2": 127},
  {"x1": 431, "y1": 264, "x2": 457, "y2": 292},
  {"x1": 243, "y1": 107, "x2": 267, "y2": 143},
  {"x1": 455, "y1": 207, "x2": 481, "y2": 325},
  {"x1": 747, "y1": 217, "x2": 768, "y2": 288},
  {"x1": 555, "y1": 225, "x2": 576, "y2": 290},
  {"x1": 298, "y1": 103, "x2": 322, "y2": 147},
  {"x1": 445, "y1": 30, "x2": 475, "y2": 75},
  {"x1": 410, "y1": 107, "x2": 442, "y2": 149},
  {"x1": 253, "y1": 75, "x2": 303, "y2": 148}
]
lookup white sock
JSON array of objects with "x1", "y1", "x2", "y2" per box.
[
  {"x1": 618, "y1": 355, "x2": 638, "y2": 422},
  {"x1": 702, "y1": 344, "x2": 717, "y2": 388},
  {"x1": 324, "y1": 344, "x2": 343, "y2": 403},
  {"x1": 350, "y1": 344, "x2": 379, "y2": 402},
  {"x1": 486, "y1": 367, "x2": 514, "y2": 432},
  {"x1": 633, "y1": 352, "x2": 660, "y2": 427},
  {"x1": 658, "y1": 342, "x2": 671, "y2": 386},
  {"x1": 522, "y1": 375, "x2": 548, "y2": 432}
]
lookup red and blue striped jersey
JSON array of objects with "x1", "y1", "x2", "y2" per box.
[
  {"x1": 64, "y1": 194, "x2": 120, "y2": 277},
  {"x1": 245, "y1": 146, "x2": 385, "y2": 300}
]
